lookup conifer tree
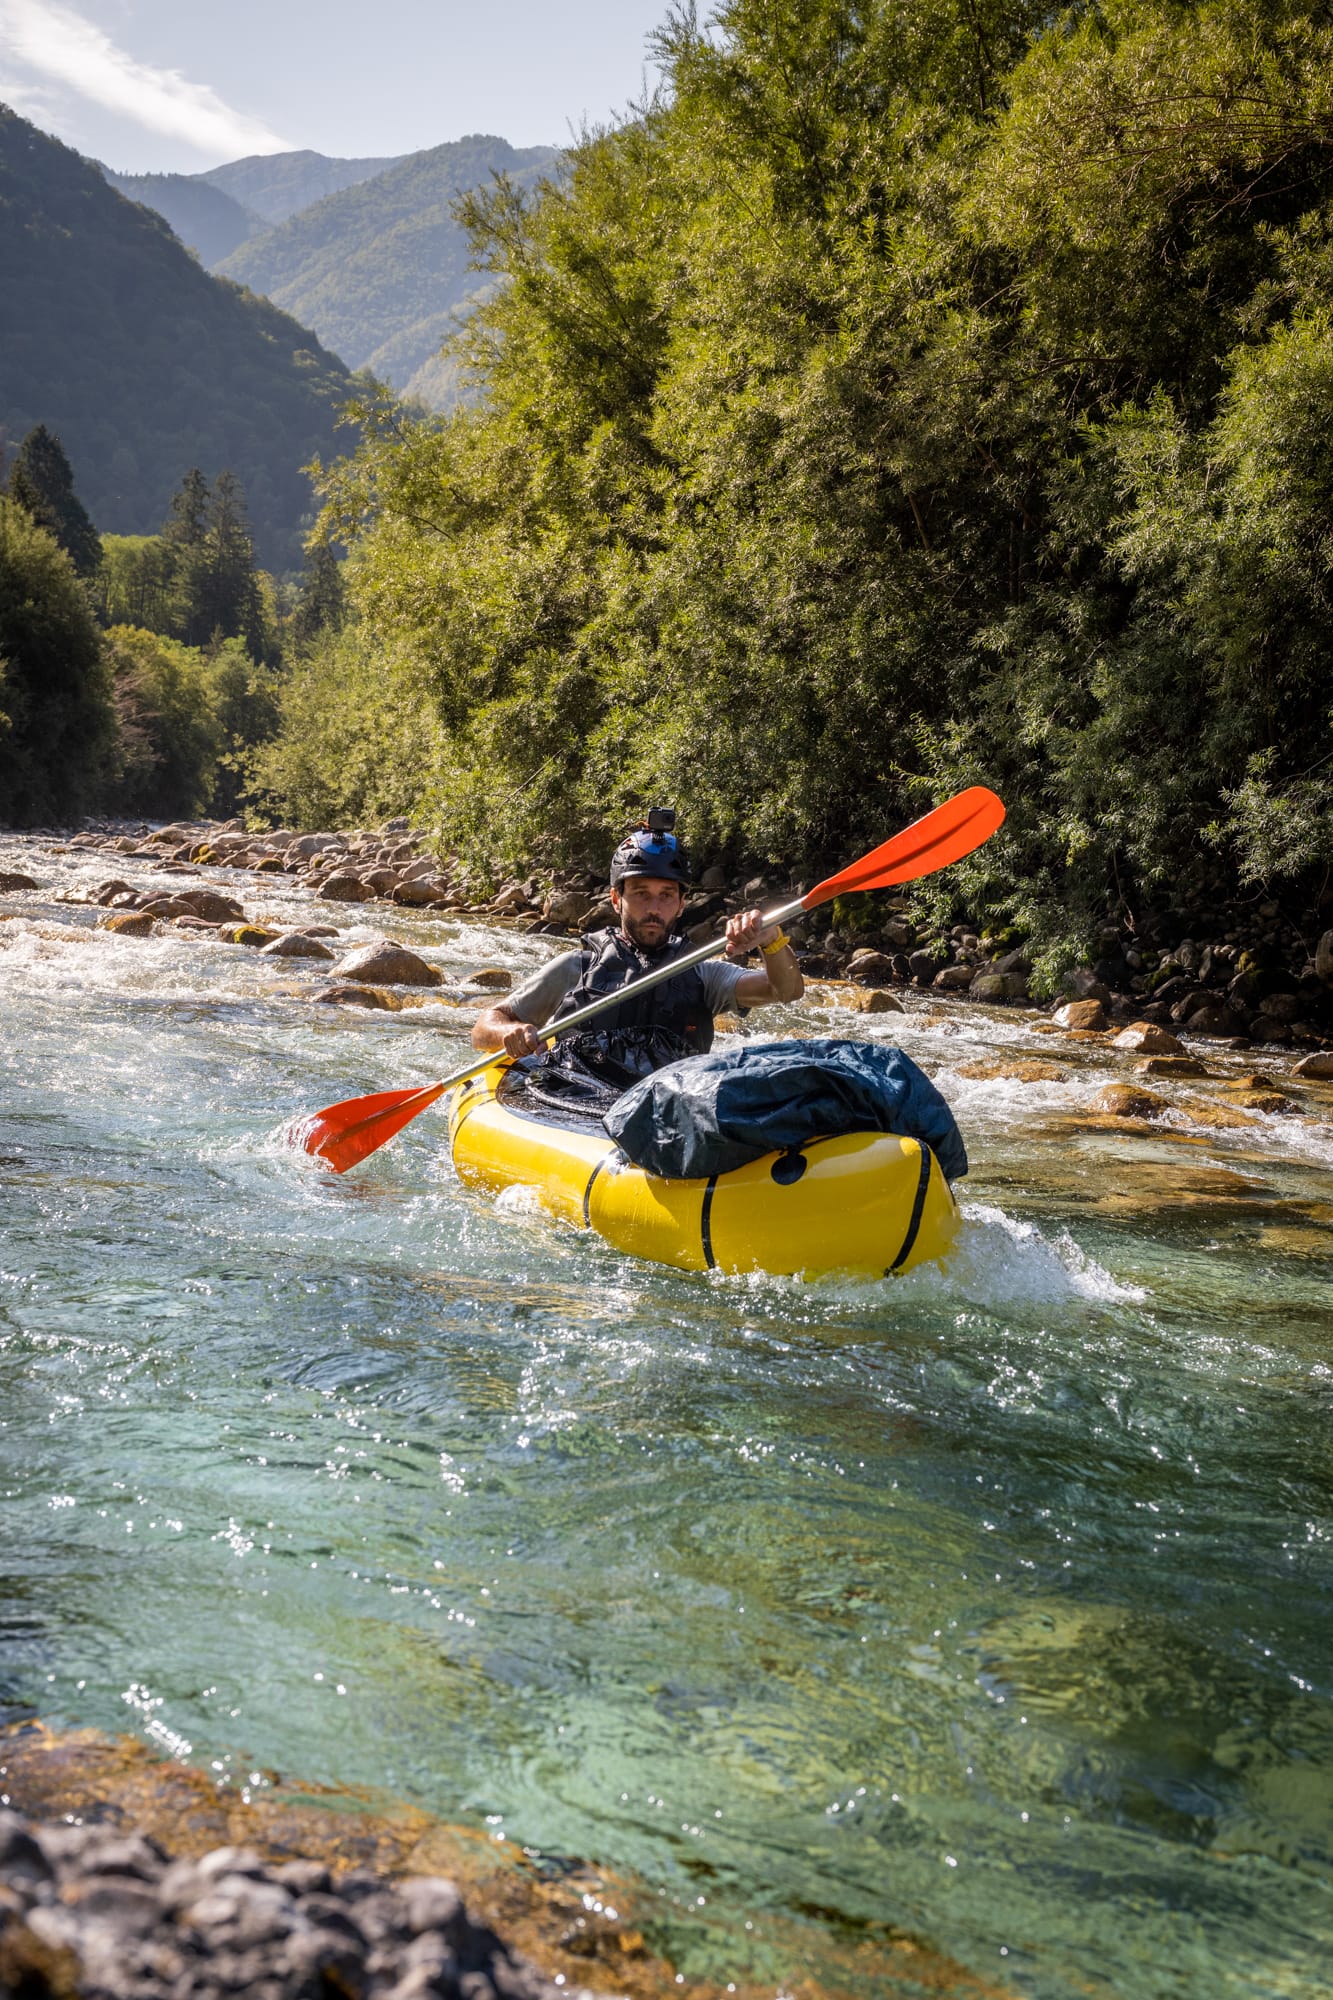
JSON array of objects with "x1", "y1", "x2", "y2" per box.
[
  {"x1": 8, "y1": 425, "x2": 101, "y2": 578},
  {"x1": 290, "y1": 542, "x2": 346, "y2": 647}
]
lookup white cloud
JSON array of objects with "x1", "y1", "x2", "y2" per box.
[{"x1": 0, "y1": 0, "x2": 292, "y2": 156}]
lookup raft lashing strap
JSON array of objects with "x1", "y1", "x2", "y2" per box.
[
  {"x1": 700, "y1": 1175, "x2": 719, "y2": 1270},
  {"x1": 887, "y1": 1141, "x2": 934, "y2": 1274},
  {"x1": 581, "y1": 1154, "x2": 609, "y2": 1228}
]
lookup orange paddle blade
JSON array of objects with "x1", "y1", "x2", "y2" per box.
[
  {"x1": 294, "y1": 1080, "x2": 450, "y2": 1173},
  {"x1": 804, "y1": 786, "x2": 1005, "y2": 908}
]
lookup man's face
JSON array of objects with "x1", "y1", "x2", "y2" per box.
[{"x1": 612, "y1": 875, "x2": 686, "y2": 951}]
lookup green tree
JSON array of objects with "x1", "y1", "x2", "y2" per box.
[
  {"x1": 8, "y1": 424, "x2": 101, "y2": 578},
  {"x1": 289, "y1": 540, "x2": 346, "y2": 647},
  {"x1": 104, "y1": 625, "x2": 223, "y2": 817},
  {"x1": 0, "y1": 497, "x2": 116, "y2": 822}
]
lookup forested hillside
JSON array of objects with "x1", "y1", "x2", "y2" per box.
[
  {"x1": 218, "y1": 136, "x2": 557, "y2": 397},
  {"x1": 103, "y1": 168, "x2": 262, "y2": 263},
  {"x1": 0, "y1": 107, "x2": 357, "y2": 567},
  {"x1": 199, "y1": 149, "x2": 406, "y2": 224},
  {"x1": 292, "y1": 0, "x2": 1333, "y2": 971}
]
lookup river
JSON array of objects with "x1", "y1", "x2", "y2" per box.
[{"x1": 1, "y1": 831, "x2": 1331, "y2": 1999}]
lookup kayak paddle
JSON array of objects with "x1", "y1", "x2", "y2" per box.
[{"x1": 292, "y1": 784, "x2": 1005, "y2": 1172}]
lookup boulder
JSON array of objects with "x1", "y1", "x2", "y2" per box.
[
  {"x1": 1112, "y1": 1021, "x2": 1185, "y2": 1055},
  {"x1": 1255, "y1": 991, "x2": 1303, "y2": 1023},
  {"x1": 1137, "y1": 1054, "x2": 1211, "y2": 1077},
  {"x1": 1180, "y1": 1002, "x2": 1245, "y2": 1038},
  {"x1": 847, "y1": 949, "x2": 897, "y2": 985},
  {"x1": 1054, "y1": 998, "x2": 1108, "y2": 1031},
  {"x1": 251, "y1": 854, "x2": 285, "y2": 873},
  {"x1": 544, "y1": 887, "x2": 596, "y2": 927},
  {"x1": 331, "y1": 942, "x2": 443, "y2": 987},
  {"x1": 392, "y1": 877, "x2": 449, "y2": 907},
  {"x1": 310, "y1": 985, "x2": 400, "y2": 1010},
  {"x1": 1294, "y1": 1050, "x2": 1333, "y2": 1079},
  {"x1": 226, "y1": 925, "x2": 280, "y2": 948},
  {"x1": 99, "y1": 911, "x2": 155, "y2": 936},
  {"x1": 970, "y1": 971, "x2": 1027, "y2": 1003},
  {"x1": 318, "y1": 874, "x2": 376, "y2": 903},
  {"x1": 846, "y1": 987, "x2": 904, "y2": 1014},
  {"x1": 880, "y1": 918, "x2": 915, "y2": 949},
  {"x1": 93, "y1": 880, "x2": 134, "y2": 905},
  {"x1": 0, "y1": 871, "x2": 39, "y2": 892},
  {"x1": 1066, "y1": 968, "x2": 1113, "y2": 1004},
  {"x1": 362, "y1": 869, "x2": 402, "y2": 895},
  {"x1": 1093, "y1": 1083, "x2": 1166, "y2": 1119},
  {"x1": 465, "y1": 967, "x2": 513, "y2": 991},
  {"x1": 174, "y1": 888, "x2": 245, "y2": 924},
  {"x1": 286, "y1": 834, "x2": 342, "y2": 861},
  {"x1": 907, "y1": 947, "x2": 944, "y2": 984},
  {"x1": 137, "y1": 898, "x2": 198, "y2": 920},
  {"x1": 1315, "y1": 929, "x2": 1333, "y2": 985},
  {"x1": 932, "y1": 963, "x2": 975, "y2": 991},
  {"x1": 1179, "y1": 1095, "x2": 1255, "y2": 1129},
  {"x1": 260, "y1": 933, "x2": 335, "y2": 960}
]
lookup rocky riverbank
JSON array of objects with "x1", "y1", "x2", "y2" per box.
[{"x1": 5, "y1": 815, "x2": 1331, "y2": 1054}]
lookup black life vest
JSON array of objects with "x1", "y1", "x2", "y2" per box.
[{"x1": 549, "y1": 927, "x2": 715, "y2": 1056}]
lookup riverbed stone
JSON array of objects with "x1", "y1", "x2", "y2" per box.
[
  {"x1": 1094, "y1": 1083, "x2": 1167, "y2": 1119},
  {"x1": 1315, "y1": 929, "x2": 1333, "y2": 984},
  {"x1": 226, "y1": 924, "x2": 281, "y2": 947},
  {"x1": 1112, "y1": 1021, "x2": 1185, "y2": 1054},
  {"x1": 311, "y1": 985, "x2": 401, "y2": 1010},
  {"x1": 332, "y1": 942, "x2": 443, "y2": 988},
  {"x1": 0, "y1": 871, "x2": 39, "y2": 892},
  {"x1": 1180, "y1": 1095, "x2": 1256, "y2": 1129},
  {"x1": 1054, "y1": 998, "x2": 1108, "y2": 1031},
  {"x1": 175, "y1": 888, "x2": 245, "y2": 924},
  {"x1": 970, "y1": 971, "x2": 1027, "y2": 1002},
  {"x1": 932, "y1": 963, "x2": 974, "y2": 991},
  {"x1": 392, "y1": 877, "x2": 450, "y2": 907},
  {"x1": 544, "y1": 888, "x2": 595, "y2": 927},
  {"x1": 465, "y1": 967, "x2": 513, "y2": 991},
  {"x1": 846, "y1": 949, "x2": 897, "y2": 984},
  {"x1": 319, "y1": 873, "x2": 376, "y2": 903},
  {"x1": 1136, "y1": 1054, "x2": 1212, "y2": 1077},
  {"x1": 99, "y1": 911, "x2": 156, "y2": 936},
  {"x1": 1180, "y1": 1001, "x2": 1246, "y2": 1038},
  {"x1": 845, "y1": 986, "x2": 904, "y2": 1014},
  {"x1": 1293, "y1": 1051, "x2": 1333, "y2": 1079},
  {"x1": 261, "y1": 933, "x2": 336, "y2": 960}
]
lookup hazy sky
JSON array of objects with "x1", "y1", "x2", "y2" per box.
[{"x1": 0, "y1": 0, "x2": 678, "y2": 171}]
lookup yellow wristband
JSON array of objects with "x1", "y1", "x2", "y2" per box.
[{"x1": 760, "y1": 930, "x2": 790, "y2": 956}]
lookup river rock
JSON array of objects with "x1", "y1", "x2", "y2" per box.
[
  {"x1": 1112, "y1": 1021, "x2": 1185, "y2": 1054},
  {"x1": 362, "y1": 869, "x2": 402, "y2": 895},
  {"x1": 1293, "y1": 1051, "x2": 1333, "y2": 1079},
  {"x1": 955, "y1": 1057, "x2": 1069, "y2": 1082},
  {"x1": 1315, "y1": 929, "x2": 1333, "y2": 985},
  {"x1": 261, "y1": 933, "x2": 336, "y2": 960},
  {"x1": 318, "y1": 874, "x2": 376, "y2": 903},
  {"x1": 1066, "y1": 968, "x2": 1113, "y2": 1004},
  {"x1": 391, "y1": 877, "x2": 449, "y2": 907},
  {"x1": 138, "y1": 897, "x2": 198, "y2": 920},
  {"x1": 93, "y1": 879, "x2": 134, "y2": 904},
  {"x1": 1094, "y1": 1083, "x2": 1166, "y2": 1119},
  {"x1": 1226, "y1": 1087, "x2": 1295, "y2": 1113},
  {"x1": 99, "y1": 911, "x2": 155, "y2": 936},
  {"x1": 1054, "y1": 998, "x2": 1108, "y2": 1031},
  {"x1": 332, "y1": 942, "x2": 443, "y2": 987},
  {"x1": 846, "y1": 949, "x2": 896, "y2": 984},
  {"x1": 174, "y1": 888, "x2": 245, "y2": 924},
  {"x1": 932, "y1": 963, "x2": 975, "y2": 991},
  {"x1": 224, "y1": 924, "x2": 279, "y2": 947},
  {"x1": 1137, "y1": 1054, "x2": 1211, "y2": 1077},
  {"x1": 0, "y1": 870, "x2": 38, "y2": 891},
  {"x1": 970, "y1": 971, "x2": 1027, "y2": 1002},
  {"x1": 311, "y1": 985, "x2": 401, "y2": 1010},
  {"x1": 1180, "y1": 1095, "x2": 1256, "y2": 1129},
  {"x1": 1180, "y1": 1002, "x2": 1245, "y2": 1038},
  {"x1": 544, "y1": 887, "x2": 595, "y2": 927},
  {"x1": 845, "y1": 986, "x2": 904, "y2": 1014},
  {"x1": 466, "y1": 967, "x2": 513, "y2": 991}
]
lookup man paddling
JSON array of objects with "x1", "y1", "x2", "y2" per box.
[{"x1": 472, "y1": 810, "x2": 803, "y2": 1082}]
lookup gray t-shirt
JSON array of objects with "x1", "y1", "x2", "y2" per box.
[{"x1": 507, "y1": 946, "x2": 746, "y2": 1028}]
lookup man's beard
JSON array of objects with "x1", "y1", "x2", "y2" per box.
[{"x1": 623, "y1": 911, "x2": 672, "y2": 953}]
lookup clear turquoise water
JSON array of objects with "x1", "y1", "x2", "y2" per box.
[{"x1": 2, "y1": 836, "x2": 1332, "y2": 1998}]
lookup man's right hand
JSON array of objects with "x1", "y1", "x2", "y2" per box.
[
  {"x1": 500, "y1": 1020, "x2": 545, "y2": 1059},
  {"x1": 473, "y1": 1000, "x2": 546, "y2": 1057}
]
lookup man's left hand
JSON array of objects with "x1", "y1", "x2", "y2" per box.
[{"x1": 724, "y1": 907, "x2": 779, "y2": 958}]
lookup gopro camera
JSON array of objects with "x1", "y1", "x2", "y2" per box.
[{"x1": 644, "y1": 806, "x2": 677, "y2": 835}]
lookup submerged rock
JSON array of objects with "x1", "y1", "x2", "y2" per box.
[
  {"x1": 0, "y1": 870, "x2": 38, "y2": 892},
  {"x1": 466, "y1": 967, "x2": 513, "y2": 992},
  {"x1": 98, "y1": 911, "x2": 156, "y2": 937},
  {"x1": 955, "y1": 1057, "x2": 1069, "y2": 1083},
  {"x1": 311, "y1": 985, "x2": 401, "y2": 1010},
  {"x1": 1094, "y1": 1083, "x2": 1167, "y2": 1119}
]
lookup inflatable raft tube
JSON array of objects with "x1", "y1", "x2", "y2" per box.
[{"x1": 448, "y1": 1060, "x2": 960, "y2": 1278}]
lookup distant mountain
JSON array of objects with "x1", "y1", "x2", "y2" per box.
[
  {"x1": 0, "y1": 106, "x2": 357, "y2": 568},
  {"x1": 198, "y1": 149, "x2": 407, "y2": 224},
  {"x1": 218, "y1": 135, "x2": 558, "y2": 397},
  {"x1": 102, "y1": 168, "x2": 264, "y2": 264}
]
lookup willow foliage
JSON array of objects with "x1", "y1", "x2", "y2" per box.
[{"x1": 300, "y1": 0, "x2": 1333, "y2": 952}]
